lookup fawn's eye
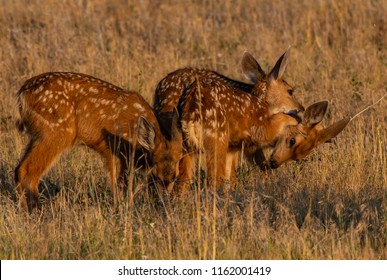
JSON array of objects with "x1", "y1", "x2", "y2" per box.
[
  {"x1": 289, "y1": 138, "x2": 296, "y2": 147},
  {"x1": 288, "y1": 89, "x2": 294, "y2": 96}
]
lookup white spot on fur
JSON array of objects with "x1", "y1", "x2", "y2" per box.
[
  {"x1": 133, "y1": 103, "x2": 144, "y2": 112},
  {"x1": 89, "y1": 87, "x2": 99, "y2": 93}
]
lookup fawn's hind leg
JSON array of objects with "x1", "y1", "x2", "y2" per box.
[
  {"x1": 226, "y1": 149, "x2": 240, "y2": 188},
  {"x1": 15, "y1": 135, "x2": 73, "y2": 210}
]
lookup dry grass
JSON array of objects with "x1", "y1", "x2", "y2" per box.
[{"x1": 0, "y1": 0, "x2": 385, "y2": 259}]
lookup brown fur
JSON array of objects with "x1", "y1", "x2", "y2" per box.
[
  {"x1": 177, "y1": 80, "x2": 299, "y2": 189},
  {"x1": 15, "y1": 72, "x2": 183, "y2": 209},
  {"x1": 154, "y1": 49, "x2": 304, "y2": 191}
]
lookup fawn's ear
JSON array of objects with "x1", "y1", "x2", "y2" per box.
[
  {"x1": 268, "y1": 46, "x2": 291, "y2": 81},
  {"x1": 241, "y1": 51, "x2": 265, "y2": 83},
  {"x1": 317, "y1": 117, "x2": 350, "y2": 144},
  {"x1": 137, "y1": 116, "x2": 155, "y2": 151},
  {"x1": 302, "y1": 101, "x2": 329, "y2": 127}
]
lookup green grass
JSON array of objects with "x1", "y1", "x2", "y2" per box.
[{"x1": 0, "y1": 0, "x2": 385, "y2": 259}]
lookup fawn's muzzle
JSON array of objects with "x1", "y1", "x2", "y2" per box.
[{"x1": 269, "y1": 158, "x2": 279, "y2": 169}]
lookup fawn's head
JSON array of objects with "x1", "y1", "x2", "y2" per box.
[
  {"x1": 269, "y1": 101, "x2": 350, "y2": 168},
  {"x1": 241, "y1": 47, "x2": 304, "y2": 117},
  {"x1": 137, "y1": 110, "x2": 183, "y2": 186}
]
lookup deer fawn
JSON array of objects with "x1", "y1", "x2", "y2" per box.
[
  {"x1": 269, "y1": 101, "x2": 350, "y2": 168},
  {"x1": 154, "y1": 48, "x2": 304, "y2": 191},
  {"x1": 15, "y1": 72, "x2": 183, "y2": 209}
]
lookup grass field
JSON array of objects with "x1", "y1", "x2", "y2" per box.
[{"x1": 0, "y1": 0, "x2": 385, "y2": 259}]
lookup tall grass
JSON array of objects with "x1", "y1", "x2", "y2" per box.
[{"x1": 0, "y1": 0, "x2": 385, "y2": 259}]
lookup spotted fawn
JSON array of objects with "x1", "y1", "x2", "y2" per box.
[
  {"x1": 154, "y1": 48, "x2": 304, "y2": 191},
  {"x1": 15, "y1": 72, "x2": 183, "y2": 209}
]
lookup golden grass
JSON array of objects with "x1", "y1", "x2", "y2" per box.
[{"x1": 0, "y1": 0, "x2": 385, "y2": 259}]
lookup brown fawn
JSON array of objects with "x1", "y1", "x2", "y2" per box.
[
  {"x1": 154, "y1": 48, "x2": 304, "y2": 190},
  {"x1": 15, "y1": 72, "x2": 183, "y2": 209},
  {"x1": 269, "y1": 101, "x2": 350, "y2": 168}
]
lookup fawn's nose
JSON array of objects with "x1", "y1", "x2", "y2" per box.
[
  {"x1": 269, "y1": 158, "x2": 279, "y2": 169},
  {"x1": 157, "y1": 168, "x2": 177, "y2": 186}
]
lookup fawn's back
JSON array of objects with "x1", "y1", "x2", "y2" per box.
[
  {"x1": 154, "y1": 67, "x2": 254, "y2": 114},
  {"x1": 18, "y1": 72, "x2": 158, "y2": 145}
]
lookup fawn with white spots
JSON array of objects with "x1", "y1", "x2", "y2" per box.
[
  {"x1": 15, "y1": 72, "x2": 183, "y2": 210},
  {"x1": 269, "y1": 101, "x2": 350, "y2": 168},
  {"x1": 154, "y1": 48, "x2": 305, "y2": 191}
]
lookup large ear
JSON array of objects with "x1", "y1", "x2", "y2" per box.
[
  {"x1": 268, "y1": 46, "x2": 291, "y2": 81},
  {"x1": 317, "y1": 117, "x2": 350, "y2": 144},
  {"x1": 137, "y1": 116, "x2": 155, "y2": 151},
  {"x1": 241, "y1": 51, "x2": 265, "y2": 83},
  {"x1": 302, "y1": 101, "x2": 329, "y2": 127}
]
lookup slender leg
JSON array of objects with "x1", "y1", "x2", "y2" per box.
[
  {"x1": 100, "y1": 148, "x2": 123, "y2": 204},
  {"x1": 204, "y1": 140, "x2": 228, "y2": 190},
  {"x1": 15, "y1": 136, "x2": 72, "y2": 210},
  {"x1": 226, "y1": 149, "x2": 240, "y2": 188}
]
